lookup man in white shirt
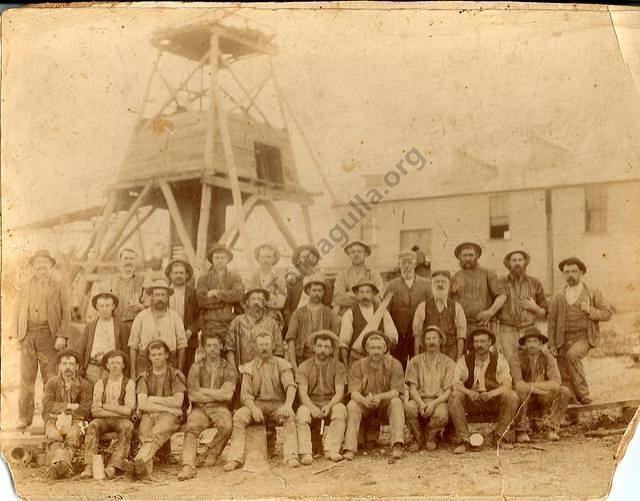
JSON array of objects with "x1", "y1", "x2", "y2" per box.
[
  {"x1": 448, "y1": 328, "x2": 519, "y2": 454},
  {"x1": 339, "y1": 279, "x2": 397, "y2": 367}
]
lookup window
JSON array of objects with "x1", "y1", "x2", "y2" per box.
[
  {"x1": 489, "y1": 194, "x2": 510, "y2": 239},
  {"x1": 585, "y1": 185, "x2": 607, "y2": 233},
  {"x1": 254, "y1": 142, "x2": 284, "y2": 185}
]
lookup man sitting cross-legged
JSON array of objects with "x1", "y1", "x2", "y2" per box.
[
  {"x1": 81, "y1": 350, "x2": 135, "y2": 479},
  {"x1": 178, "y1": 332, "x2": 236, "y2": 481},
  {"x1": 295, "y1": 330, "x2": 348, "y2": 465}
]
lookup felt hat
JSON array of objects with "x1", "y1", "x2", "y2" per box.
[
  {"x1": 362, "y1": 330, "x2": 391, "y2": 353},
  {"x1": 302, "y1": 272, "x2": 327, "y2": 293},
  {"x1": 422, "y1": 325, "x2": 446, "y2": 345},
  {"x1": 308, "y1": 329, "x2": 341, "y2": 349},
  {"x1": 207, "y1": 243, "x2": 233, "y2": 263},
  {"x1": 145, "y1": 279, "x2": 174, "y2": 296},
  {"x1": 164, "y1": 259, "x2": 194, "y2": 282},
  {"x1": 91, "y1": 291, "x2": 119, "y2": 310},
  {"x1": 29, "y1": 249, "x2": 56, "y2": 267},
  {"x1": 503, "y1": 250, "x2": 531, "y2": 269},
  {"x1": 351, "y1": 278, "x2": 380, "y2": 295},
  {"x1": 292, "y1": 244, "x2": 320, "y2": 266},
  {"x1": 454, "y1": 242, "x2": 482, "y2": 259},
  {"x1": 344, "y1": 240, "x2": 372, "y2": 257},
  {"x1": 558, "y1": 257, "x2": 587, "y2": 274},
  {"x1": 467, "y1": 327, "x2": 496, "y2": 346},
  {"x1": 146, "y1": 339, "x2": 171, "y2": 354},
  {"x1": 101, "y1": 349, "x2": 130, "y2": 369},
  {"x1": 244, "y1": 286, "x2": 271, "y2": 302},
  {"x1": 254, "y1": 243, "x2": 281, "y2": 264},
  {"x1": 398, "y1": 250, "x2": 418, "y2": 261},
  {"x1": 518, "y1": 326, "x2": 549, "y2": 346},
  {"x1": 431, "y1": 270, "x2": 451, "y2": 280},
  {"x1": 56, "y1": 349, "x2": 81, "y2": 364}
]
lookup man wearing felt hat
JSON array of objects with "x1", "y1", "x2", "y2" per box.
[
  {"x1": 295, "y1": 330, "x2": 348, "y2": 464},
  {"x1": 339, "y1": 278, "x2": 398, "y2": 367},
  {"x1": 196, "y1": 243, "x2": 244, "y2": 340},
  {"x1": 41, "y1": 349, "x2": 92, "y2": 479},
  {"x1": 448, "y1": 328, "x2": 519, "y2": 454},
  {"x1": 497, "y1": 250, "x2": 548, "y2": 362},
  {"x1": 109, "y1": 247, "x2": 146, "y2": 327},
  {"x1": 332, "y1": 240, "x2": 383, "y2": 316},
  {"x1": 165, "y1": 258, "x2": 200, "y2": 378},
  {"x1": 547, "y1": 257, "x2": 612, "y2": 405},
  {"x1": 405, "y1": 326, "x2": 456, "y2": 452},
  {"x1": 412, "y1": 270, "x2": 467, "y2": 361},
  {"x1": 81, "y1": 350, "x2": 136, "y2": 479},
  {"x1": 286, "y1": 273, "x2": 340, "y2": 371},
  {"x1": 343, "y1": 331, "x2": 406, "y2": 461},
  {"x1": 249, "y1": 243, "x2": 288, "y2": 322},
  {"x1": 77, "y1": 291, "x2": 131, "y2": 384},
  {"x1": 509, "y1": 327, "x2": 572, "y2": 443},
  {"x1": 451, "y1": 242, "x2": 506, "y2": 339},
  {"x1": 15, "y1": 249, "x2": 72, "y2": 429},
  {"x1": 128, "y1": 279, "x2": 188, "y2": 377}
]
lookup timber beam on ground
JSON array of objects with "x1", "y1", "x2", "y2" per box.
[{"x1": 567, "y1": 398, "x2": 640, "y2": 413}]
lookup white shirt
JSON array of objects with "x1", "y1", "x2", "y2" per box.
[
  {"x1": 339, "y1": 303, "x2": 399, "y2": 351},
  {"x1": 565, "y1": 282, "x2": 584, "y2": 305},
  {"x1": 402, "y1": 276, "x2": 415, "y2": 289},
  {"x1": 90, "y1": 318, "x2": 116, "y2": 364},
  {"x1": 169, "y1": 285, "x2": 186, "y2": 319},
  {"x1": 454, "y1": 353, "x2": 512, "y2": 392}
]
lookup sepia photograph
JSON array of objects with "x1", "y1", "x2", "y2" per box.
[{"x1": 1, "y1": 2, "x2": 639, "y2": 499}]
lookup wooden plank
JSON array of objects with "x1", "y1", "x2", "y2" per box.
[
  {"x1": 242, "y1": 425, "x2": 269, "y2": 473},
  {"x1": 196, "y1": 183, "x2": 212, "y2": 264},
  {"x1": 105, "y1": 206, "x2": 156, "y2": 260},
  {"x1": 217, "y1": 195, "x2": 259, "y2": 246},
  {"x1": 159, "y1": 181, "x2": 198, "y2": 265},
  {"x1": 567, "y1": 399, "x2": 640, "y2": 412},
  {"x1": 263, "y1": 199, "x2": 298, "y2": 251},
  {"x1": 78, "y1": 191, "x2": 119, "y2": 279},
  {"x1": 301, "y1": 204, "x2": 315, "y2": 244},
  {"x1": 221, "y1": 60, "x2": 271, "y2": 126},
  {"x1": 134, "y1": 50, "x2": 162, "y2": 129}
]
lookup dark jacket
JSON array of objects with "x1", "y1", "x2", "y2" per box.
[
  {"x1": 183, "y1": 284, "x2": 201, "y2": 348},
  {"x1": 76, "y1": 318, "x2": 130, "y2": 375},
  {"x1": 15, "y1": 275, "x2": 71, "y2": 342},
  {"x1": 42, "y1": 375, "x2": 93, "y2": 422}
]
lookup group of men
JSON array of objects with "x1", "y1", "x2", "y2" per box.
[{"x1": 13, "y1": 238, "x2": 612, "y2": 481}]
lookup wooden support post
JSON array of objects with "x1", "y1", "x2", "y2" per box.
[
  {"x1": 301, "y1": 205, "x2": 315, "y2": 244},
  {"x1": 105, "y1": 207, "x2": 156, "y2": 260},
  {"x1": 217, "y1": 195, "x2": 259, "y2": 246},
  {"x1": 134, "y1": 51, "x2": 162, "y2": 130},
  {"x1": 263, "y1": 200, "x2": 298, "y2": 252},
  {"x1": 221, "y1": 60, "x2": 271, "y2": 125},
  {"x1": 545, "y1": 188, "x2": 554, "y2": 293},
  {"x1": 79, "y1": 191, "x2": 119, "y2": 278},
  {"x1": 159, "y1": 181, "x2": 198, "y2": 265},
  {"x1": 196, "y1": 183, "x2": 212, "y2": 264},
  {"x1": 134, "y1": 211, "x2": 147, "y2": 262}
]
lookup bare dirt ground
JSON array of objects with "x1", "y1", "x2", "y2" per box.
[{"x1": 6, "y1": 355, "x2": 640, "y2": 499}]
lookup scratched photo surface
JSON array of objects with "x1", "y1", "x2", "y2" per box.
[{"x1": 1, "y1": 3, "x2": 640, "y2": 499}]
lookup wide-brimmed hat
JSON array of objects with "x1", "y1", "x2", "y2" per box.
[
  {"x1": 308, "y1": 329, "x2": 341, "y2": 349},
  {"x1": 207, "y1": 243, "x2": 233, "y2": 263},
  {"x1": 422, "y1": 325, "x2": 446, "y2": 345},
  {"x1": 454, "y1": 242, "x2": 482, "y2": 259},
  {"x1": 362, "y1": 330, "x2": 391, "y2": 353},
  {"x1": 351, "y1": 278, "x2": 380, "y2": 295},
  {"x1": 302, "y1": 272, "x2": 327, "y2": 293},
  {"x1": 292, "y1": 244, "x2": 320, "y2": 266},
  {"x1": 518, "y1": 326, "x2": 549, "y2": 346},
  {"x1": 164, "y1": 259, "x2": 194, "y2": 282},
  {"x1": 244, "y1": 286, "x2": 271, "y2": 302},
  {"x1": 431, "y1": 270, "x2": 451, "y2": 280},
  {"x1": 56, "y1": 349, "x2": 81, "y2": 364},
  {"x1": 467, "y1": 327, "x2": 496, "y2": 346},
  {"x1": 503, "y1": 250, "x2": 531, "y2": 269},
  {"x1": 91, "y1": 292, "x2": 119, "y2": 310},
  {"x1": 254, "y1": 243, "x2": 281, "y2": 264},
  {"x1": 145, "y1": 279, "x2": 174, "y2": 296},
  {"x1": 344, "y1": 240, "x2": 372, "y2": 257},
  {"x1": 558, "y1": 257, "x2": 587, "y2": 274},
  {"x1": 29, "y1": 249, "x2": 56, "y2": 267},
  {"x1": 101, "y1": 349, "x2": 130, "y2": 369}
]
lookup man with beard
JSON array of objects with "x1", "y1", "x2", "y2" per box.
[
  {"x1": 448, "y1": 328, "x2": 519, "y2": 454},
  {"x1": 129, "y1": 340, "x2": 187, "y2": 480},
  {"x1": 451, "y1": 242, "x2": 506, "y2": 342},
  {"x1": 405, "y1": 326, "x2": 456, "y2": 451},
  {"x1": 286, "y1": 273, "x2": 340, "y2": 371},
  {"x1": 81, "y1": 350, "x2": 135, "y2": 479},
  {"x1": 166, "y1": 259, "x2": 200, "y2": 378},
  {"x1": 383, "y1": 251, "x2": 432, "y2": 369},
  {"x1": 249, "y1": 243, "x2": 287, "y2": 324},
  {"x1": 339, "y1": 279, "x2": 398, "y2": 367},
  {"x1": 42, "y1": 350, "x2": 92, "y2": 479},
  {"x1": 510, "y1": 327, "x2": 572, "y2": 443},
  {"x1": 15, "y1": 249, "x2": 72, "y2": 429},
  {"x1": 223, "y1": 332, "x2": 299, "y2": 471},
  {"x1": 178, "y1": 333, "x2": 236, "y2": 480},
  {"x1": 547, "y1": 257, "x2": 612, "y2": 405},
  {"x1": 128, "y1": 280, "x2": 188, "y2": 377},
  {"x1": 77, "y1": 292, "x2": 130, "y2": 384},
  {"x1": 498, "y1": 251, "x2": 548, "y2": 361},
  {"x1": 343, "y1": 331, "x2": 406, "y2": 461},
  {"x1": 332, "y1": 241, "x2": 383, "y2": 316},
  {"x1": 109, "y1": 247, "x2": 146, "y2": 328},
  {"x1": 226, "y1": 287, "x2": 284, "y2": 367},
  {"x1": 412, "y1": 270, "x2": 467, "y2": 361},
  {"x1": 295, "y1": 330, "x2": 348, "y2": 464}
]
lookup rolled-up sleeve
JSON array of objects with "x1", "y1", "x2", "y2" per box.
[
  {"x1": 348, "y1": 361, "x2": 363, "y2": 395},
  {"x1": 405, "y1": 357, "x2": 419, "y2": 387},
  {"x1": 280, "y1": 367, "x2": 297, "y2": 392},
  {"x1": 454, "y1": 303, "x2": 468, "y2": 339},
  {"x1": 442, "y1": 358, "x2": 456, "y2": 389},
  {"x1": 454, "y1": 357, "x2": 469, "y2": 386},
  {"x1": 339, "y1": 310, "x2": 354, "y2": 349},
  {"x1": 124, "y1": 379, "x2": 137, "y2": 411},
  {"x1": 412, "y1": 302, "x2": 426, "y2": 338},
  {"x1": 389, "y1": 360, "x2": 405, "y2": 395},
  {"x1": 488, "y1": 270, "x2": 506, "y2": 298}
]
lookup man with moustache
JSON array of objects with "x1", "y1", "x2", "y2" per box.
[
  {"x1": 339, "y1": 279, "x2": 398, "y2": 367},
  {"x1": 223, "y1": 332, "x2": 299, "y2": 471},
  {"x1": 295, "y1": 330, "x2": 348, "y2": 464},
  {"x1": 166, "y1": 259, "x2": 200, "y2": 378},
  {"x1": 383, "y1": 250, "x2": 432, "y2": 369},
  {"x1": 81, "y1": 350, "x2": 135, "y2": 479},
  {"x1": 286, "y1": 273, "x2": 340, "y2": 371},
  {"x1": 405, "y1": 326, "x2": 456, "y2": 451},
  {"x1": 332, "y1": 240, "x2": 383, "y2": 316},
  {"x1": 498, "y1": 251, "x2": 548, "y2": 361},
  {"x1": 15, "y1": 249, "x2": 72, "y2": 429},
  {"x1": 343, "y1": 331, "x2": 406, "y2": 461},
  {"x1": 109, "y1": 247, "x2": 146, "y2": 328},
  {"x1": 451, "y1": 242, "x2": 506, "y2": 341},
  {"x1": 128, "y1": 280, "x2": 188, "y2": 378},
  {"x1": 510, "y1": 327, "x2": 572, "y2": 443},
  {"x1": 448, "y1": 328, "x2": 519, "y2": 454},
  {"x1": 77, "y1": 292, "x2": 130, "y2": 384},
  {"x1": 547, "y1": 257, "x2": 612, "y2": 404},
  {"x1": 249, "y1": 243, "x2": 287, "y2": 324},
  {"x1": 42, "y1": 350, "x2": 92, "y2": 479},
  {"x1": 412, "y1": 270, "x2": 467, "y2": 361}
]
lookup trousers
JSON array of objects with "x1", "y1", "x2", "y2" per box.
[
  {"x1": 344, "y1": 397, "x2": 405, "y2": 453},
  {"x1": 496, "y1": 324, "x2": 529, "y2": 363},
  {"x1": 557, "y1": 332, "x2": 590, "y2": 400},
  {"x1": 296, "y1": 402, "x2": 346, "y2": 455},
  {"x1": 45, "y1": 419, "x2": 83, "y2": 465},
  {"x1": 134, "y1": 412, "x2": 181, "y2": 472},
  {"x1": 448, "y1": 390, "x2": 519, "y2": 443},
  {"x1": 404, "y1": 399, "x2": 448, "y2": 443},
  {"x1": 182, "y1": 406, "x2": 233, "y2": 468},
  {"x1": 84, "y1": 417, "x2": 134, "y2": 469},
  {"x1": 515, "y1": 384, "x2": 572, "y2": 433}
]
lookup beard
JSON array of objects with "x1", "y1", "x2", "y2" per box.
[
  {"x1": 461, "y1": 260, "x2": 477, "y2": 269},
  {"x1": 510, "y1": 265, "x2": 525, "y2": 277},
  {"x1": 153, "y1": 301, "x2": 167, "y2": 310},
  {"x1": 433, "y1": 287, "x2": 449, "y2": 299},
  {"x1": 316, "y1": 353, "x2": 328, "y2": 361},
  {"x1": 567, "y1": 277, "x2": 578, "y2": 286}
]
